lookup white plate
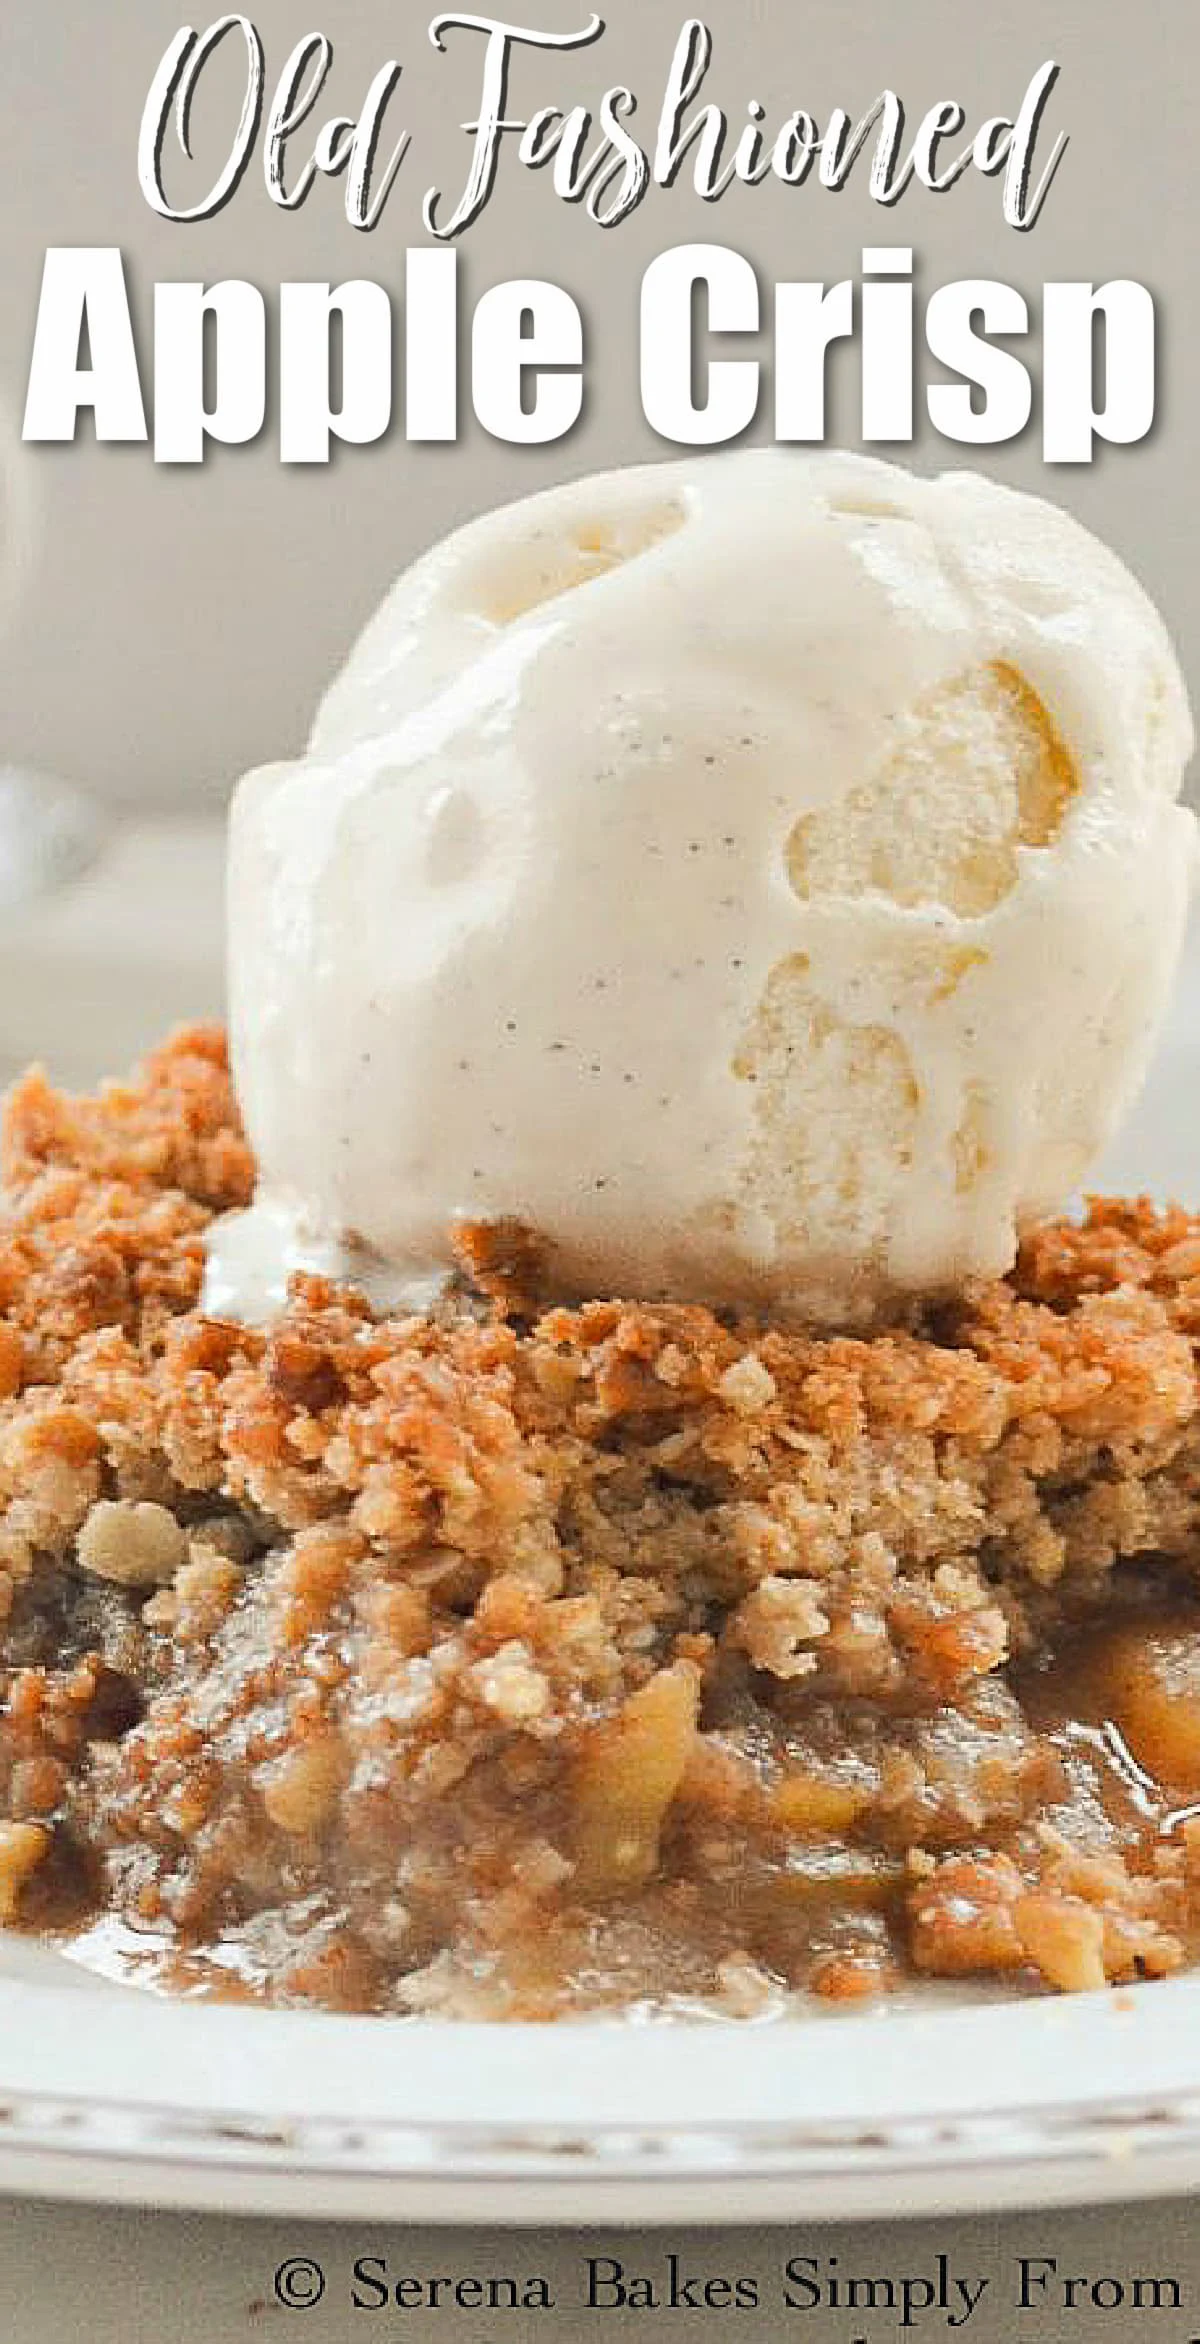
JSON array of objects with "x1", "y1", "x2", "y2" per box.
[
  {"x1": 4, "y1": 1950, "x2": 1200, "y2": 2224},
  {"x1": 0, "y1": 894, "x2": 1198, "y2": 2226}
]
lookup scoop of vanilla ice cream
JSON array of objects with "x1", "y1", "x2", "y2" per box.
[{"x1": 215, "y1": 451, "x2": 1195, "y2": 1326}]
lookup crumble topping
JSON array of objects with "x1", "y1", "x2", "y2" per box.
[{"x1": 2, "y1": 1028, "x2": 1200, "y2": 2015}]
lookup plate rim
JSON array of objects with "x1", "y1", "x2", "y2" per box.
[{"x1": 3, "y1": 1967, "x2": 1200, "y2": 2220}]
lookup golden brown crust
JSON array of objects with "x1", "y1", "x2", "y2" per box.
[
  {"x1": 2, "y1": 1026, "x2": 254, "y2": 1210},
  {"x1": 1, "y1": 1030, "x2": 1200, "y2": 2014},
  {"x1": 0, "y1": 1029, "x2": 254, "y2": 1388}
]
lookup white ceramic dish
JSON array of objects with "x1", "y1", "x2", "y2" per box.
[
  {"x1": 0, "y1": 861, "x2": 1197, "y2": 2226},
  {"x1": 4, "y1": 1948, "x2": 1200, "y2": 2224}
]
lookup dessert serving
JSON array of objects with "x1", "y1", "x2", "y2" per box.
[{"x1": 2, "y1": 451, "x2": 1200, "y2": 2019}]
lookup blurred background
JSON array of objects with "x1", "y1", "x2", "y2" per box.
[{"x1": 0, "y1": 0, "x2": 1195, "y2": 1083}]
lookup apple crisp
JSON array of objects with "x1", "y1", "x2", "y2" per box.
[{"x1": 3, "y1": 1029, "x2": 1200, "y2": 2015}]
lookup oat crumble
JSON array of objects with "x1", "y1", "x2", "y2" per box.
[{"x1": 3, "y1": 1030, "x2": 1200, "y2": 2015}]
